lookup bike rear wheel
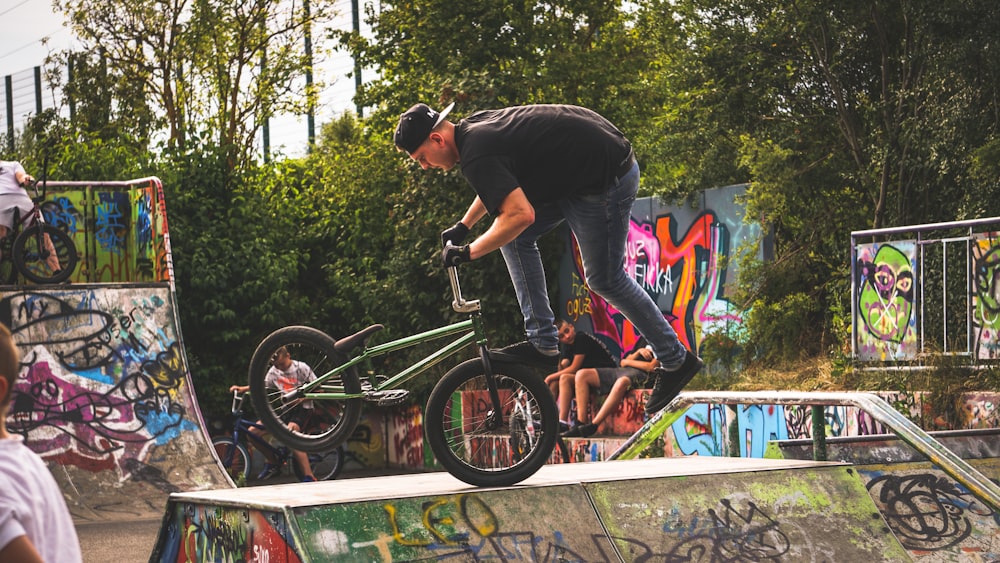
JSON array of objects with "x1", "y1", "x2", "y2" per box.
[
  {"x1": 293, "y1": 445, "x2": 345, "y2": 481},
  {"x1": 211, "y1": 436, "x2": 251, "y2": 482},
  {"x1": 424, "y1": 358, "x2": 558, "y2": 487},
  {"x1": 248, "y1": 326, "x2": 362, "y2": 453},
  {"x1": 12, "y1": 224, "x2": 77, "y2": 284}
]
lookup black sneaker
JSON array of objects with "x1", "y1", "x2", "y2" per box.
[
  {"x1": 644, "y1": 351, "x2": 703, "y2": 414},
  {"x1": 491, "y1": 341, "x2": 559, "y2": 370},
  {"x1": 576, "y1": 422, "x2": 598, "y2": 438}
]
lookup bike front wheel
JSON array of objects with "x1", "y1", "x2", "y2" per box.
[
  {"x1": 13, "y1": 224, "x2": 77, "y2": 284},
  {"x1": 211, "y1": 436, "x2": 251, "y2": 482},
  {"x1": 248, "y1": 326, "x2": 362, "y2": 453},
  {"x1": 424, "y1": 358, "x2": 558, "y2": 487},
  {"x1": 294, "y1": 445, "x2": 345, "y2": 481}
]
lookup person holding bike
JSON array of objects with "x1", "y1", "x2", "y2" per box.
[
  {"x1": 230, "y1": 346, "x2": 317, "y2": 482},
  {"x1": 395, "y1": 102, "x2": 703, "y2": 415},
  {"x1": 0, "y1": 160, "x2": 61, "y2": 275}
]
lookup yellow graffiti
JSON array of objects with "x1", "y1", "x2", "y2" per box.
[
  {"x1": 383, "y1": 504, "x2": 429, "y2": 547},
  {"x1": 383, "y1": 494, "x2": 499, "y2": 549}
]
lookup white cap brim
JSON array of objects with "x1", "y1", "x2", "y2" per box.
[{"x1": 434, "y1": 102, "x2": 455, "y2": 128}]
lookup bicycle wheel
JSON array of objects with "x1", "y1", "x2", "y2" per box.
[
  {"x1": 248, "y1": 326, "x2": 362, "y2": 453},
  {"x1": 293, "y1": 445, "x2": 345, "y2": 481},
  {"x1": 0, "y1": 234, "x2": 16, "y2": 284},
  {"x1": 212, "y1": 436, "x2": 251, "y2": 482},
  {"x1": 424, "y1": 357, "x2": 558, "y2": 487},
  {"x1": 12, "y1": 224, "x2": 77, "y2": 284}
]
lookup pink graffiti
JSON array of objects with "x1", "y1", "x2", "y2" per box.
[{"x1": 572, "y1": 212, "x2": 724, "y2": 354}]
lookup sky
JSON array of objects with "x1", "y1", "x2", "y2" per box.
[{"x1": 0, "y1": 0, "x2": 364, "y2": 158}]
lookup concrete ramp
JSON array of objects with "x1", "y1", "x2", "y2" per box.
[
  {"x1": 150, "y1": 457, "x2": 908, "y2": 562},
  {"x1": 2, "y1": 283, "x2": 232, "y2": 523},
  {"x1": 770, "y1": 430, "x2": 1000, "y2": 560}
]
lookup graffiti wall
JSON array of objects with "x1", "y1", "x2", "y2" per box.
[
  {"x1": 154, "y1": 463, "x2": 909, "y2": 562},
  {"x1": 1, "y1": 285, "x2": 229, "y2": 521},
  {"x1": 854, "y1": 241, "x2": 919, "y2": 361},
  {"x1": 558, "y1": 184, "x2": 762, "y2": 359},
  {"x1": 973, "y1": 232, "x2": 1000, "y2": 360},
  {"x1": 42, "y1": 178, "x2": 172, "y2": 285}
]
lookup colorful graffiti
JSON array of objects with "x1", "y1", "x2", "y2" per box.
[
  {"x1": 153, "y1": 464, "x2": 906, "y2": 562},
  {"x1": 38, "y1": 179, "x2": 171, "y2": 284},
  {"x1": 559, "y1": 187, "x2": 755, "y2": 359},
  {"x1": 1, "y1": 285, "x2": 228, "y2": 519},
  {"x1": 973, "y1": 233, "x2": 1000, "y2": 359},
  {"x1": 855, "y1": 241, "x2": 919, "y2": 361}
]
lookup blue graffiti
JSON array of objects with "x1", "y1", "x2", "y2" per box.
[{"x1": 96, "y1": 192, "x2": 130, "y2": 255}]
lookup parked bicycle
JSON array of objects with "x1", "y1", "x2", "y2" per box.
[
  {"x1": 248, "y1": 262, "x2": 559, "y2": 487},
  {"x1": 212, "y1": 390, "x2": 344, "y2": 483},
  {"x1": 0, "y1": 179, "x2": 77, "y2": 285}
]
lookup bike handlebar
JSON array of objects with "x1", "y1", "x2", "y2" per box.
[{"x1": 444, "y1": 240, "x2": 481, "y2": 314}]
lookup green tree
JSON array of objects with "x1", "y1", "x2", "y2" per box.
[
  {"x1": 57, "y1": 0, "x2": 336, "y2": 169},
  {"x1": 635, "y1": 0, "x2": 1000, "y2": 363}
]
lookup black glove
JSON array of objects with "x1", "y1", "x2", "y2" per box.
[
  {"x1": 440, "y1": 221, "x2": 470, "y2": 247},
  {"x1": 441, "y1": 243, "x2": 471, "y2": 268}
]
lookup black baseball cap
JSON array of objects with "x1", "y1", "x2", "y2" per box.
[{"x1": 394, "y1": 102, "x2": 455, "y2": 154}]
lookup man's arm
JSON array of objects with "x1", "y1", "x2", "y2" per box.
[
  {"x1": 0, "y1": 535, "x2": 45, "y2": 563},
  {"x1": 468, "y1": 188, "x2": 534, "y2": 259}
]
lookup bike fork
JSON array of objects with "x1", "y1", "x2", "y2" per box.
[{"x1": 477, "y1": 344, "x2": 505, "y2": 430}]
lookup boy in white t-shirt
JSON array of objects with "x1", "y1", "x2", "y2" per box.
[{"x1": 0, "y1": 321, "x2": 82, "y2": 562}]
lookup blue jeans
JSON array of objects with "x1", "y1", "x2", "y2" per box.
[{"x1": 499, "y1": 162, "x2": 687, "y2": 368}]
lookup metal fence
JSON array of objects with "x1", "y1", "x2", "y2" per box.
[{"x1": 851, "y1": 217, "x2": 1000, "y2": 365}]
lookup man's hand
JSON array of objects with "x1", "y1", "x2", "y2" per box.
[
  {"x1": 441, "y1": 243, "x2": 471, "y2": 268},
  {"x1": 440, "y1": 221, "x2": 470, "y2": 247}
]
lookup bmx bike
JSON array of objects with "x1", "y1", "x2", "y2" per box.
[
  {"x1": 247, "y1": 263, "x2": 559, "y2": 487},
  {"x1": 212, "y1": 390, "x2": 344, "y2": 483},
  {"x1": 0, "y1": 179, "x2": 78, "y2": 285}
]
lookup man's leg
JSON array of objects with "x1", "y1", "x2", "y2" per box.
[
  {"x1": 498, "y1": 204, "x2": 565, "y2": 353},
  {"x1": 288, "y1": 422, "x2": 315, "y2": 481},
  {"x1": 557, "y1": 371, "x2": 580, "y2": 423},
  {"x1": 572, "y1": 371, "x2": 599, "y2": 424},
  {"x1": 592, "y1": 376, "x2": 632, "y2": 427},
  {"x1": 560, "y1": 164, "x2": 702, "y2": 414}
]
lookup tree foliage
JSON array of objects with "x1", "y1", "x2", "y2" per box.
[
  {"x1": 56, "y1": 0, "x2": 336, "y2": 169},
  {"x1": 29, "y1": 0, "x2": 1000, "y2": 417}
]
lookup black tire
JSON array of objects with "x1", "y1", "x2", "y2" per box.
[
  {"x1": 0, "y1": 234, "x2": 16, "y2": 284},
  {"x1": 293, "y1": 445, "x2": 345, "y2": 481},
  {"x1": 212, "y1": 437, "x2": 251, "y2": 482},
  {"x1": 424, "y1": 358, "x2": 558, "y2": 487},
  {"x1": 12, "y1": 224, "x2": 77, "y2": 284},
  {"x1": 248, "y1": 326, "x2": 362, "y2": 453}
]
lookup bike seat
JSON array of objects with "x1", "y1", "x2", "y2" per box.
[{"x1": 334, "y1": 324, "x2": 384, "y2": 353}]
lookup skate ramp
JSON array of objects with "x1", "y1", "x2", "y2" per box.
[
  {"x1": 1, "y1": 283, "x2": 232, "y2": 523},
  {"x1": 150, "y1": 457, "x2": 908, "y2": 562},
  {"x1": 770, "y1": 430, "x2": 1000, "y2": 560}
]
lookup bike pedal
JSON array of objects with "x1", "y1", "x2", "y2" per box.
[{"x1": 363, "y1": 389, "x2": 410, "y2": 406}]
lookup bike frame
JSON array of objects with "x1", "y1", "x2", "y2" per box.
[
  {"x1": 298, "y1": 268, "x2": 499, "y2": 405},
  {"x1": 225, "y1": 394, "x2": 289, "y2": 462}
]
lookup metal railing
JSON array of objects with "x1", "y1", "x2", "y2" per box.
[{"x1": 609, "y1": 391, "x2": 1000, "y2": 513}]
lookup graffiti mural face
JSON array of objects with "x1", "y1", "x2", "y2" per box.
[{"x1": 858, "y1": 244, "x2": 915, "y2": 343}]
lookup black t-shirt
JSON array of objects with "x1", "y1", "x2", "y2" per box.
[
  {"x1": 454, "y1": 105, "x2": 632, "y2": 214},
  {"x1": 561, "y1": 332, "x2": 617, "y2": 369}
]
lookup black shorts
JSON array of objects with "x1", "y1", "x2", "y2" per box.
[{"x1": 594, "y1": 367, "x2": 646, "y2": 395}]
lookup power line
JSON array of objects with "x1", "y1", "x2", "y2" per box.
[
  {"x1": 0, "y1": 0, "x2": 31, "y2": 18},
  {"x1": 0, "y1": 28, "x2": 65, "y2": 63}
]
